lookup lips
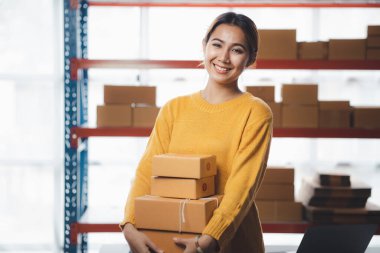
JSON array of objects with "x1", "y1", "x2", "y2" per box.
[{"x1": 213, "y1": 63, "x2": 231, "y2": 74}]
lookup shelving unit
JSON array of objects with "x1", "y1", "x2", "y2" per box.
[{"x1": 64, "y1": 1, "x2": 380, "y2": 252}]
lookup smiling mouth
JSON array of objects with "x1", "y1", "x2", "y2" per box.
[{"x1": 213, "y1": 63, "x2": 231, "y2": 74}]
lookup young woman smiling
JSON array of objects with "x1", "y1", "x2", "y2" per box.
[{"x1": 121, "y1": 12, "x2": 273, "y2": 253}]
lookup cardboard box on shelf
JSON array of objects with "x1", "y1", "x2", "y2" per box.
[
  {"x1": 281, "y1": 84, "x2": 318, "y2": 105},
  {"x1": 262, "y1": 166, "x2": 294, "y2": 185},
  {"x1": 282, "y1": 105, "x2": 319, "y2": 128},
  {"x1": 104, "y1": 85, "x2": 156, "y2": 105},
  {"x1": 319, "y1": 101, "x2": 351, "y2": 128},
  {"x1": 246, "y1": 86, "x2": 275, "y2": 102},
  {"x1": 367, "y1": 36, "x2": 380, "y2": 48},
  {"x1": 151, "y1": 176, "x2": 215, "y2": 199},
  {"x1": 139, "y1": 229, "x2": 198, "y2": 253},
  {"x1": 257, "y1": 29, "x2": 297, "y2": 60},
  {"x1": 257, "y1": 200, "x2": 303, "y2": 222},
  {"x1": 152, "y1": 154, "x2": 217, "y2": 179},
  {"x1": 304, "y1": 202, "x2": 380, "y2": 224},
  {"x1": 368, "y1": 25, "x2": 380, "y2": 36},
  {"x1": 132, "y1": 104, "x2": 160, "y2": 127},
  {"x1": 328, "y1": 39, "x2": 366, "y2": 60},
  {"x1": 96, "y1": 105, "x2": 132, "y2": 127},
  {"x1": 366, "y1": 48, "x2": 380, "y2": 60},
  {"x1": 256, "y1": 184, "x2": 294, "y2": 201},
  {"x1": 135, "y1": 195, "x2": 223, "y2": 233},
  {"x1": 298, "y1": 41, "x2": 328, "y2": 60},
  {"x1": 302, "y1": 196, "x2": 368, "y2": 208},
  {"x1": 317, "y1": 172, "x2": 351, "y2": 187},
  {"x1": 299, "y1": 177, "x2": 371, "y2": 199},
  {"x1": 353, "y1": 107, "x2": 380, "y2": 129},
  {"x1": 267, "y1": 102, "x2": 282, "y2": 128}
]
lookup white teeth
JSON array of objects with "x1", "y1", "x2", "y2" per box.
[{"x1": 214, "y1": 64, "x2": 229, "y2": 72}]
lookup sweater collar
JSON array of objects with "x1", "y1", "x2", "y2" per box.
[{"x1": 191, "y1": 90, "x2": 252, "y2": 113}]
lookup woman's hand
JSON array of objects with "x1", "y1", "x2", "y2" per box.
[
  {"x1": 173, "y1": 235, "x2": 218, "y2": 253},
  {"x1": 122, "y1": 223, "x2": 164, "y2": 253}
]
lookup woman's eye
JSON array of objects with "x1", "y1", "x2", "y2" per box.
[
  {"x1": 232, "y1": 48, "x2": 244, "y2": 54},
  {"x1": 212, "y1": 43, "x2": 221, "y2": 48}
]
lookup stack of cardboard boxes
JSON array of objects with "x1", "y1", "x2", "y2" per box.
[
  {"x1": 328, "y1": 39, "x2": 366, "y2": 60},
  {"x1": 246, "y1": 84, "x2": 380, "y2": 129},
  {"x1": 366, "y1": 25, "x2": 380, "y2": 60},
  {"x1": 258, "y1": 26, "x2": 380, "y2": 60},
  {"x1": 299, "y1": 173, "x2": 380, "y2": 224},
  {"x1": 319, "y1": 101, "x2": 351, "y2": 128},
  {"x1": 97, "y1": 85, "x2": 160, "y2": 127},
  {"x1": 134, "y1": 154, "x2": 222, "y2": 253},
  {"x1": 256, "y1": 166, "x2": 303, "y2": 222},
  {"x1": 281, "y1": 84, "x2": 319, "y2": 128}
]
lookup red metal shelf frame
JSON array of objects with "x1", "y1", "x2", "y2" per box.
[
  {"x1": 70, "y1": 59, "x2": 380, "y2": 80},
  {"x1": 86, "y1": 1, "x2": 380, "y2": 9},
  {"x1": 70, "y1": 127, "x2": 380, "y2": 148}
]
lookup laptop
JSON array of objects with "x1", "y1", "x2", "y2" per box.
[{"x1": 269, "y1": 224, "x2": 378, "y2": 253}]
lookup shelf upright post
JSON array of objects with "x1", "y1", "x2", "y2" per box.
[
  {"x1": 64, "y1": 0, "x2": 89, "y2": 252},
  {"x1": 79, "y1": 1, "x2": 89, "y2": 253}
]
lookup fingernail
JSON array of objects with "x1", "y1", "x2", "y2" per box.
[{"x1": 173, "y1": 237, "x2": 178, "y2": 241}]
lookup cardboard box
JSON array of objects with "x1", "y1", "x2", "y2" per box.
[
  {"x1": 319, "y1": 101, "x2": 351, "y2": 128},
  {"x1": 152, "y1": 154, "x2": 217, "y2": 179},
  {"x1": 303, "y1": 196, "x2": 368, "y2": 208},
  {"x1": 135, "y1": 195, "x2": 223, "y2": 233},
  {"x1": 298, "y1": 41, "x2": 328, "y2": 60},
  {"x1": 328, "y1": 39, "x2": 366, "y2": 60},
  {"x1": 104, "y1": 85, "x2": 156, "y2": 105},
  {"x1": 139, "y1": 229, "x2": 198, "y2": 253},
  {"x1": 317, "y1": 172, "x2": 351, "y2": 187},
  {"x1": 257, "y1": 30, "x2": 297, "y2": 60},
  {"x1": 368, "y1": 25, "x2": 380, "y2": 36},
  {"x1": 257, "y1": 201, "x2": 303, "y2": 222},
  {"x1": 367, "y1": 36, "x2": 380, "y2": 48},
  {"x1": 282, "y1": 105, "x2": 319, "y2": 128},
  {"x1": 246, "y1": 86, "x2": 275, "y2": 102},
  {"x1": 366, "y1": 48, "x2": 380, "y2": 60},
  {"x1": 304, "y1": 202, "x2": 380, "y2": 224},
  {"x1": 353, "y1": 107, "x2": 380, "y2": 129},
  {"x1": 267, "y1": 102, "x2": 282, "y2": 128},
  {"x1": 96, "y1": 105, "x2": 132, "y2": 127},
  {"x1": 262, "y1": 166, "x2": 294, "y2": 185},
  {"x1": 256, "y1": 184, "x2": 294, "y2": 201},
  {"x1": 281, "y1": 84, "x2": 318, "y2": 105},
  {"x1": 151, "y1": 176, "x2": 215, "y2": 199},
  {"x1": 132, "y1": 105, "x2": 160, "y2": 127},
  {"x1": 299, "y1": 177, "x2": 371, "y2": 199}
]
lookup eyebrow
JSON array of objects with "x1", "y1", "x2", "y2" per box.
[{"x1": 211, "y1": 38, "x2": 247, "y2": 50}]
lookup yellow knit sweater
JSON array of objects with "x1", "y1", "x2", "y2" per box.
[{"x1": 121, "y1": 91, "x2": 273, "y2": 253}]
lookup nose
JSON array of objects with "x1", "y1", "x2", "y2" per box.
[{"x1": 218, "y1": 48, "x2": 230, "y2": 63}]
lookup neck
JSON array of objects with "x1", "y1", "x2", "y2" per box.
[{"x1": 202, "y1": 81, "x2": 242, "y2": 104}]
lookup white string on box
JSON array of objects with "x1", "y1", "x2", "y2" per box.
[{"x1": 179, "y1": 198, "x2": 190, "y2": 233}]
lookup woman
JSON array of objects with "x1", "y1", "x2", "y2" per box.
[{"x1": 121, "y1": 12, "x2": 272, "y2": 253}]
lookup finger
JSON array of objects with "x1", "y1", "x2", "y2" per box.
[{"x1": 173, "y1": 237, "x2": 193, "y2": 246}]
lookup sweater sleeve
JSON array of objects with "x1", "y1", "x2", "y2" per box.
[
  {"x1": 202, "y1": 111, "x2": 273, "y2": 248},
  {"x1": 119, "y1": 101, "x2": 174, "y2": 228}
]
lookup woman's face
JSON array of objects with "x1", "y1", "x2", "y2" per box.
[{"x1": 203, "y1": 24, "x2": 249, "y2": 87}]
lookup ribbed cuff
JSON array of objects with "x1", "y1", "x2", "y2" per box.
[
  {"x1": 202, "y1": 213, "x2": 232, "y2": 247},
  {"x1": 119, "y1": 215, "x2": 135, "y2": 231}
]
